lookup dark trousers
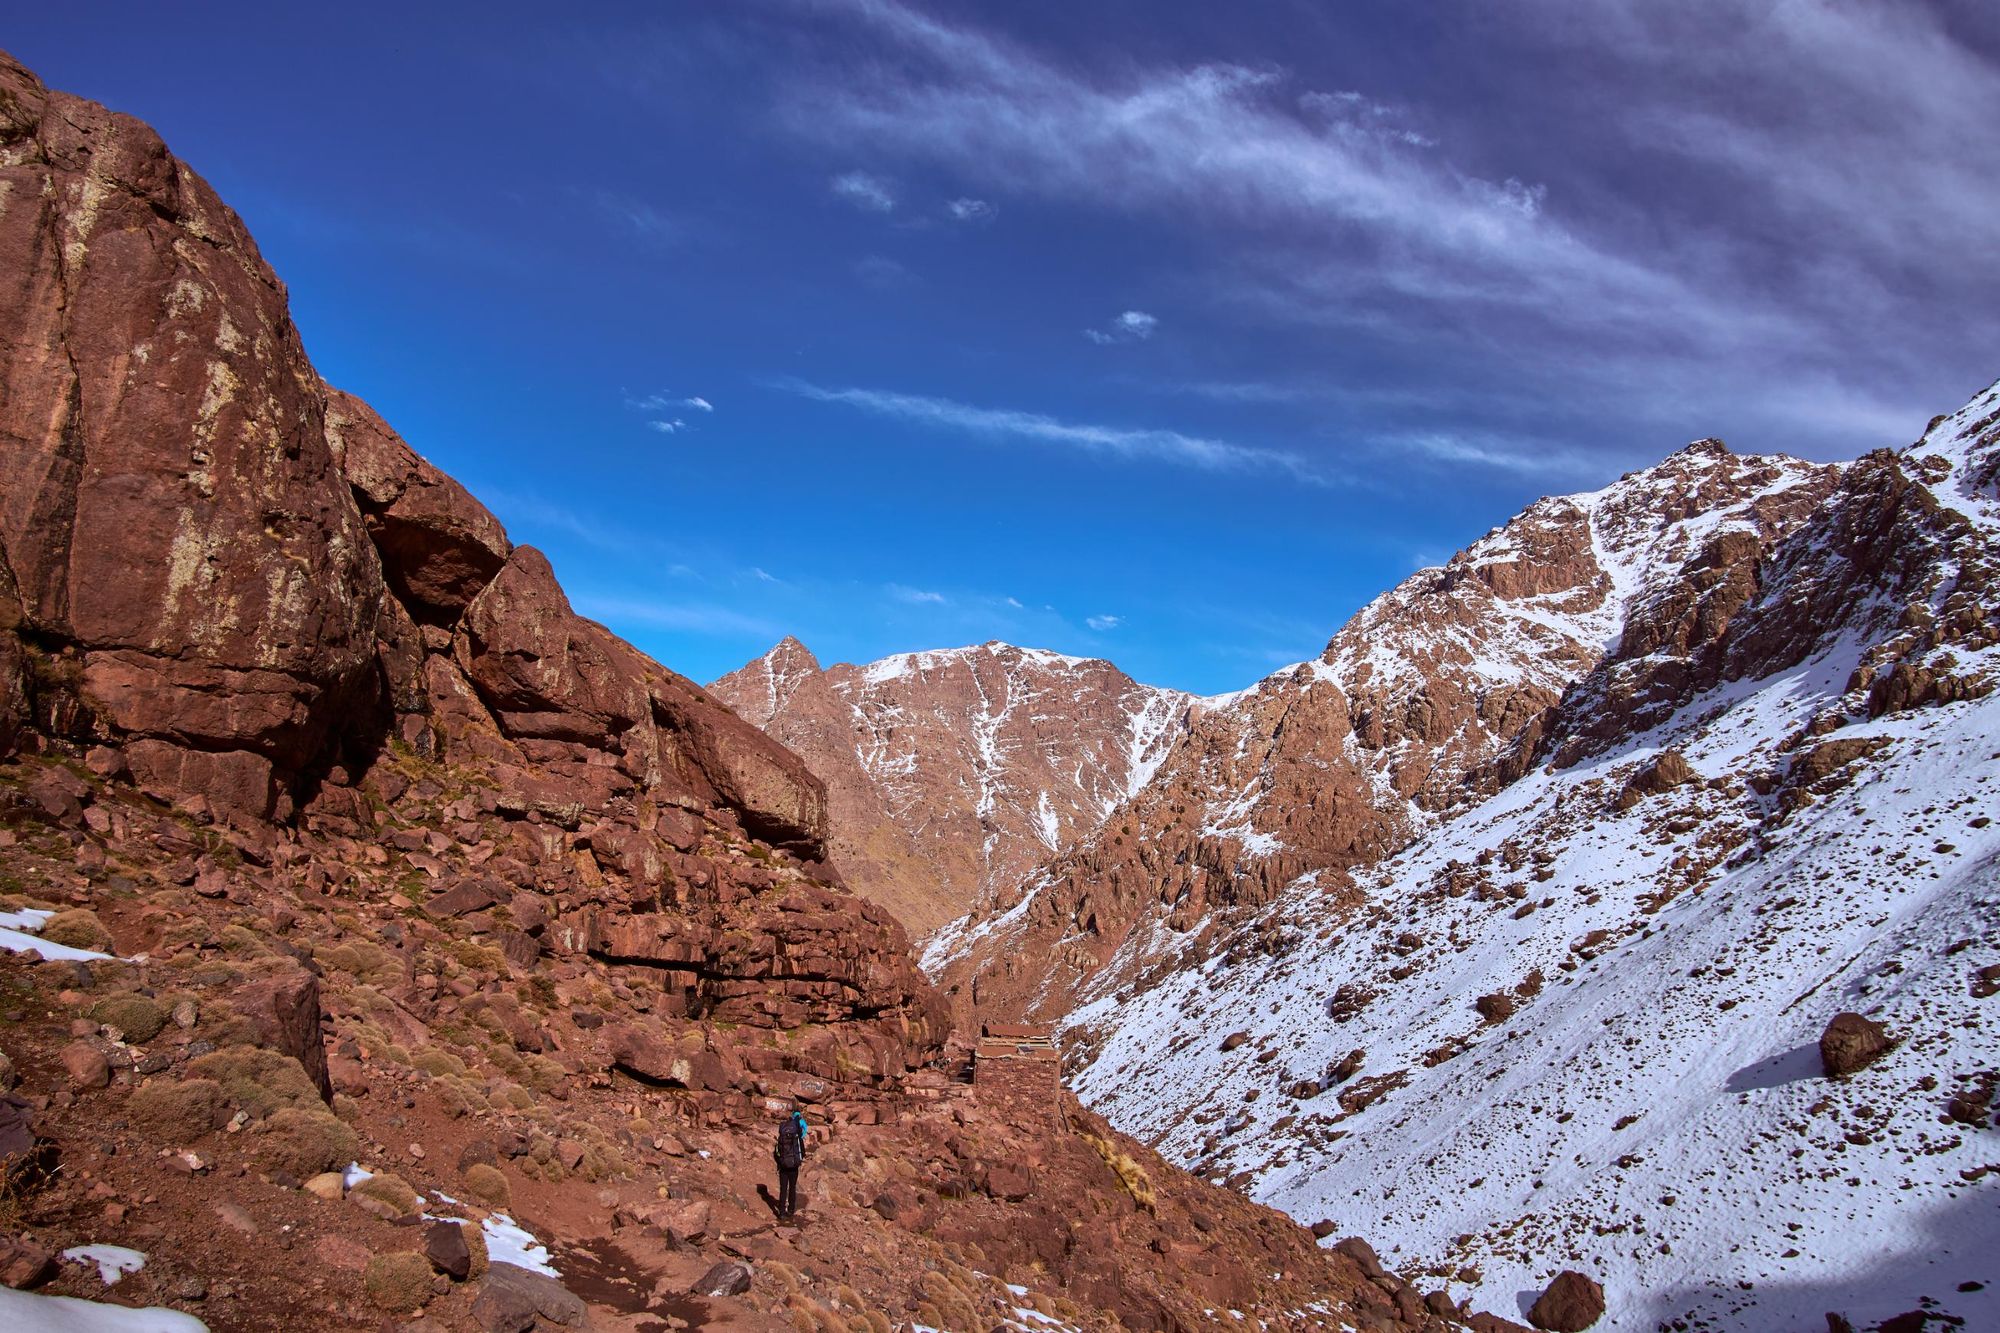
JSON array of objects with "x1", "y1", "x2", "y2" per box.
[{"x1": 776, "y1": 1163, "x2": 799, "y2": 1216}]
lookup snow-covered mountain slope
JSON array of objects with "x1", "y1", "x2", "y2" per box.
[
  {"x1": 929, "y1": 440, "x2": 1841, "y2": 1019},
  {"x1": 1054, "y1": 382, "x2": 2000, "y2": 1331},
  {"x1": 710, "y1": 638, "x2": 1203, "y2": 937}
]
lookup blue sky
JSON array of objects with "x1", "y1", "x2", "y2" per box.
[{"x1": 13, "y1": 2, "x2": 2000, "y2": 694}]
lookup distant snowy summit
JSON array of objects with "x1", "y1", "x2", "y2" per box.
[{"x1": 709, "y1": 638, "x2": 1206, "y2": 939}]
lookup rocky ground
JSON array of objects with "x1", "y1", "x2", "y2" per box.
[{"x1": 0, "y1": 750, "x2": 1516, "y2": 1332}]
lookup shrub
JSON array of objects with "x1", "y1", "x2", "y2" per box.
[
  {"x1": 461, "y1": 1162, "x2": 510, "y2": 1207},
  {"x1": 39, "y1": 909, "x2": 112, "y2": 953},
  {"x1": 1076, "y1": 1124, "x2": 1157, "y2": 1212},
  {"x1": 90, "y1": 993, "x2": 166, "y2": 1043},
  {"x1": 257, "y1": 1107, "x2": 359, "y2": 1179},
  {"x1": 128, "y1": 1078, "x2": 226, "y2": 1140},
  {"x1": 361, "y1": 1251, "x2": 434, "y2": 1313},
  {"x1": 413, "y1": 1048, "x2": 468, "y2": 1079},
  {"x1": 350, "y1": 1171, "x2": 421, "y2": 1219},
  {"x1": 187, "y1": 1045, "x2": 320, "y2": 1116},
  {"x1": 464, "y1": 1219, "x2": 489, "y2": 1279}
]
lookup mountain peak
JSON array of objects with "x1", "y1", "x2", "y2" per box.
[{"x1": 1674, "y1": 435, "x2": 1732, "y2": 459}]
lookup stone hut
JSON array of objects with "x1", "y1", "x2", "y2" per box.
[{"x1": 973, "y1": 1021, "x2": 1061, "y2": 1108}]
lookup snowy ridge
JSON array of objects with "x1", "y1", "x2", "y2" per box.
[{"x1": 1054, "y1": 398, "x2": 2000, "y2": 1331}]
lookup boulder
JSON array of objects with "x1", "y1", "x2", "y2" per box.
[
  {"x1": 0, "y1": 1234, "x2": 55, "y2": 1290},
  {"x1": 1332, "y1": 1237, "x2": 1386, "y2": 1281},
  {"x1": 1528, "y1": 1270, "x2": 1605, "y2": 1331},
  {"x1": 302, "y1": 1172, "x2": 345, "y2": 1201},
  {"x1": 689, "y1": 1261, "x2": 753, "y2": 1298},
  {"x1": 1819, "y1": 1012, "x2": 1890, "y2": 1078},
  {"x1": 473, "y1": 1263, "x2": 583, "y2": 1330},
  {"x1": 229, "y1": 964, "x2": 332, "y2": 1102},
  {"x1": 424, "y1": 1219, "x2": 473, "y2": 1281},
  {"x1": 327, "y1": 388, "x2": 510, "y2": 624}
]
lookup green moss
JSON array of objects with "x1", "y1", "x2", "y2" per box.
[
  {"x1": 413, "y1": 1048, "x2": 468, "y2": 1079},
  {"x1": 351, "y1": 1171, "x2": 421, "y2": 1216}
]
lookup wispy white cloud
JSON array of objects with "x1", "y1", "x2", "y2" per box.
[
  {"x1": 946, "y1": 196, "x2": 995, "y2": 222},
  {"x1": 625, "y1": 390, "x2": 714, "y2": 437},
  {"x1": 628, "y1": 392, "x2": 714, "y2": 414},
  {"x1": 780, "y1": 3, "x2": 1696, "y2": 337},
  {"x1": 1372, "y1": 429, "x2": 1600, "y2": 480},
  {"x1": 586, "y1": 189, "x2": 681, "y2": 243},
  {"x1": 778, "y1": 378, "x2": 1326, "y2": 482},
  {"x1": 888, "y1": 584, "x2": 948, "y2": 604},
  {"x1": 778, "y1": 0, "x2": 2000, "y2": 440},
  {"x1": 831, "y1": 170, "x2": 897, "y2": 212},
  {"x1": 1085, "y1": 309, "x2": 1158, "y2": 345},
  {"x1": 1297, "y1": 89, "x2": 1437, "y2": 149},
  {"x1": 1086, "y1": 614, "x2": 1122, "y2": 631}
]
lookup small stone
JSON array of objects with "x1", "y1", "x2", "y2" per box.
[
  {"x1": 408, "y1": 1143, "x2": 426, "y2": 1160},
  {"x1": 303, "y1": 1171, "x2": 346, "y2": 1200},
  {"x1": 213, "y1": 1201, "x2": 257, "y2": 1236},
  {"x1": 60, "y1": 1041, "x2": 110, "y2": 1089},
  {"x1": 172, "y1": 1000, "x2": 199, "y2": 1030},
  {"x1": 0, "y1": 1235, "x2": 57, "y2": 1290}
]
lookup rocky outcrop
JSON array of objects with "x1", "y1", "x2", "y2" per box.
[
  {"x1": 0, "y1": 48, "x2": 931, "y2": 1082},
  {"x1": 326, "y1": 389, "x2": 510, "y2": 625},
  {"x1": 0, "y1": 51, "x2": 383, "y2": 818},
  {"x1": 712, "y1": 638, "x2": 1203, "y2": 934}
]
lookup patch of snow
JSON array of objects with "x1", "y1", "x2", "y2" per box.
[
  {"x1": 482, "y1": 1214, "x2": 558, "y2": 1277},
  {"x1": 341, "y1": 1162, "x2": 374, "y2": 1189},
  {"x1": 0, "y1": 1287, "x2": 206, "y2": 1332},
  {"x1": 61, "y1": 1245, "x2": 147, "y2": 1285},
  {"x1": 1033, "y1": 791, "x2": 1060, "y2": 850},
  {"x1": 0, "y1": 908, "x2": 122, "y2": 963}
]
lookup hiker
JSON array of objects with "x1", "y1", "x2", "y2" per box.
[{"x1": 773, "y1": 1102, "x2": 808, "y2": 1219}]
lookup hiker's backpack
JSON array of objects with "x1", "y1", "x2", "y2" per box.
[{"x1": 776, "y1": 1115, "x2": 804, "y2": 1168}]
